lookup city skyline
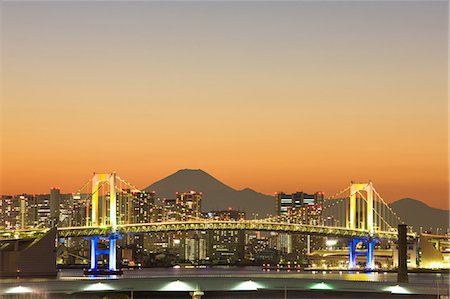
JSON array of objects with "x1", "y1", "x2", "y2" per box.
[
  {"x1": 0, "y1": 167, "x2": 448, "y2": 210},
  {"x1": 1, "y1": 1, "x2": 448, "y2": 210},
  {"x1": 1, "y1": 175, "x2": 446, "y2": 275}
]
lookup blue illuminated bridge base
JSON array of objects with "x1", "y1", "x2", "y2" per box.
[
  {"x1": 84, "y1": 268, "x2": 123, "y2": 275},
  {"x1": 84, "y1": 234, "x2": 123, "y2": 276}
]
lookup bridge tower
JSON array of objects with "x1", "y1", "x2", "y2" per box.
[
  {"x1": 86, "y1": 172, "x2": 121, "y2": 275},
  {"x1": 347, "y1": 182, "x2": 376, "y2": 270}
]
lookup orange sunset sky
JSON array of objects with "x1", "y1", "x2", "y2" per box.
[{"x1": 1, "y1": 1, "x2": 448, "y2": 209}]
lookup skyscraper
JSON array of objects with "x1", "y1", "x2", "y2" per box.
[
  {"x1": 50, "y1": 188, "x2": 61, "y2": 226},
  {"x1": 275, "y1": 191, "x2": 325, "y2": 257},
  {"x1": 176, "y1": 191, "x2": 202, "y2": 220},
  {"x1": 206, "y1": 209, "x2": 245, "y2": 264},
  {"x1": 131, "y1": 191, "x2": 156, "y2": 223}
]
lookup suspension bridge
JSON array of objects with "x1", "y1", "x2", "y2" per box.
[{"x1": 0, "y1": 172, "x2": 412, "y2": 274}]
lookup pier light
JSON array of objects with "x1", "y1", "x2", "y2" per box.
[
  {"x1": 5, "y1": 286, "x2": 33, "y2": 294},
  {"x1": 232, "y1": 280, "x2": 263, "y2": 291},
  {"x1": 160, "y1": 280, "x2": 193, "y2": 291},
  {"x1": 384, "y1": 285, "x2": 410, "y2": 294},
  {"x1": 309, "y1": 282, "x2": 334, "y2": 290},
  {"x1": 84, "y1": 282, "x2": 114, "y2": 291}
]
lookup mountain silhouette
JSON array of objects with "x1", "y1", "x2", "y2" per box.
[
  {"x1": 144, "y1": 169, "x2": 275, "y2": 217},
  {"x1": 389, "y1": 198, "x2": 449, "y2": 232},
  {"x1": 144, "y1": 169, "x2": 449, "y2": 229}
]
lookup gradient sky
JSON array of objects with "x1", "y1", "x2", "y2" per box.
[{"x1": 1, "y1": 1, "x2": 448, "y2": 209}]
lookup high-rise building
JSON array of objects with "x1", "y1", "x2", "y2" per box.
[
  {"x1": 0, "y1": 193, "x2": 62, "y2": 229},
  {"x1": 50, "y1": 188, "x2": 61, "y2": 226},
  {"x1": 176, "y1": 191, "x2": 202, "y2": 220},
  {"x1": 276, "y1": 191, "x2": 324, "y2": 221},
  {"x1": 163, "y1": 198, "x2": 178, "y2": 221},
  {"x1": 148, "y1": 205, "x2": 165, "y2": 223},
  {"x1": 275, "y1": 191, "x2": 325, "y2": 257},
  {"x1": 116, "y1": 189, "x2": 133, "y2": 224},
  {"x1": 0, "y1": 195, "x2": 20, "y2": 229},
  {"x1": 183, "y1": 231, "x2": 208, "y2": 262},
  {"x1": 131, "y1": 191, "x2": 156, "y2": 223},
  {"x1": 58, "y1": 193, "x2": 73, "y2": 227},
  {"x1": 206, "y1": 209, "x2": 245, "y2": 264},
  {"x1": 71, "y1": 193, "x2": 88, "y2": 227},
  {"x1": 115, "y1": 189, "x2": 156, "y2": 224},
  {"x1": 35, "y1": 194, "x2": 51, "y2": 227}
]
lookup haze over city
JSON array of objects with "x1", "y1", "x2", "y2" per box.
[{"x1": 1, "y1": 1, "x2": 448, "y2": 210}]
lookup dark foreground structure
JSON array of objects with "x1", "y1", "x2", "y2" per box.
[
  {"x1": 0, "y1": 273, "x2": 448, "y2": 299},
  {"x1": 0, "y1": 228, "x2": 57, "y2": 278}
]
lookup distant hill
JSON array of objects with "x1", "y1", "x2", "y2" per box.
[
  {"x1": 389, "y1": 198, "x2": 449, "y2": 232},
  {"x1": 144, "y1": 169, "x2": 449, "y2": 229},
  {"x1": 144, "y1": 169, "x2": 275, "y2": 217}
]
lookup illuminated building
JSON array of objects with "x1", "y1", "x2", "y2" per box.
[
  {"x1": 29, "y1": 191, "x2": 72, "y2": 228},
  {"x1": 245, "y1": 232, "x2": 269, "y2": 261},
  {"x1": 131, "y1": 191, "x2": 156, "y2": 223},
  {"x1": 116, "y1": 189, "x2": 133, "y2": 224},
  {"x1": 184, "y1": 231, "x2": 208, "y2": 262},
  {"x1": 35, "y1": 194, "x2": 51, "y2": 227},
  {"x1": 58, "y1": 193, "x2": 73, "y2": 227},
  {"x1": 143, "y1": 232, "x2": 170, "y2": 253},
  {"x1": 0, "y1": 194, "x2": 51, "y2": 229},
  {"x1": 416, "y1": 234, "x2": 450, "y2": 269},
  {"x1": 0, "y1": 195, "x2": 20, "y2": 229},
  {"x1": 163, "y1": 198, "x2": 178, "y2": 221},
  {"x1": 71, "y1": 193, "x2": 89, "y2": 227},
  {"x1": 176, "y1": 191, "x2": 202, "y2": 220},
  {"x1": 207, "y1": 209, "x2": 245, "y2": 264},
  {"x1": 148, "y1": 205, "x2": 165, "y2": 223},
  {"x1": 50, "y1": 188, "x2": 60, "y2": 226},
  {"x1": 275, "y1": 192, "x2": 325, "y2": 257},
  {"x1": 392, "y1": 238, "x2": 419, "y2": 269},
  {"x1": 276, "y1": 192, "x2": 324, "y2": 219},
  {"x1": 115, "y1": 189, "x2": 156, "y2": 224},
  {"x1": 115, "y1": 190, "x2": 157, "y2": 259}
]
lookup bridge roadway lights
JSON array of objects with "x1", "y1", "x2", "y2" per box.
[
  {"x1": 348, "y1": 237, "x2": 377, "y2": 271},
  {"x1": 84, "y1": 233, "x2": 123, "y2": 276}
]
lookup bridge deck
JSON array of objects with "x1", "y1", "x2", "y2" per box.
[
  {"x1": 58, "y1": 221, "x2": 401, "y2": 239},
  {"x1": 1, "y1": 221, "x2": 410, "y2": 241}
]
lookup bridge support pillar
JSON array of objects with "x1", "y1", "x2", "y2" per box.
[
  {"x1": 90, "y1": 236, "x2": 99, "y2": 271},
  {"x1": 366, "y1": 239, "x2": 375, "y2": 270},
  {"x1": 349, "y1": 239, "x2": 357, "y2": 270},
  {"x1": 108, "y1": 234, "x2": 117, "y2": 272},
  {"x1": 348, "y1": 238, "x2": 377, "y2": 271},
  {"x1": 85, "y1": 234, "x2": 122, "y2": 275}
]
